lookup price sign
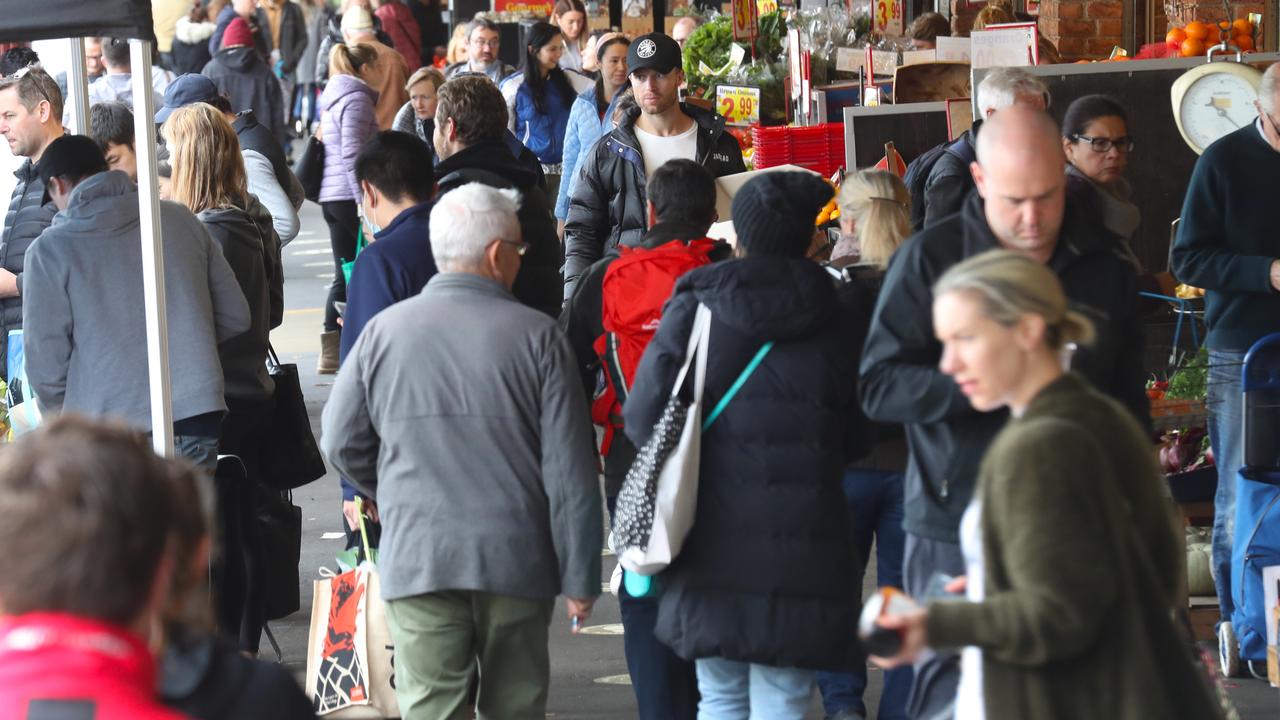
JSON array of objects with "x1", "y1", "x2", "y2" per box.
[
  {"x1": 731, "y1": 0, "x2": 759, "y2": 42},
  {"x1": 872, "y1": 0, "x2": 903, "y2": 36},
  {"x1": 757, "y1": 0, "x2": 778, "y2": 15},
  {"x1": 716, "y1": 84, "x2": 761, "y2": 126}
]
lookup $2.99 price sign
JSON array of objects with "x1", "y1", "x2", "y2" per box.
[{"x1": 716, "y1": 85, "x2": 761, "y2": 126}]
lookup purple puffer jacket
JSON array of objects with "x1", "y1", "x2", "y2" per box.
[{"x1": 319, "y1": 74, "x2": 379, "y2": 203}]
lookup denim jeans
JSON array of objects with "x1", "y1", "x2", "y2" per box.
[
  {"x1": 1207, "y1": 349, "x2": 1246, "y2": 622},
  {"x1": 174, "y1": 433, "x2": 219, "y2": 478},
  {"x1": 695, "y1": 657, "x2": 813, "y2": 720},
  {"x1": 619, "y1": 583, "x2": 698, "y2": 720},
  {"x1": 816, "y1": 469, "x2": 912, "y2": 720}
]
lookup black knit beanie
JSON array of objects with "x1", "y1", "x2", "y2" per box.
[{"x1": 731, "y1": 172, "x2": 833, "y2": 257}]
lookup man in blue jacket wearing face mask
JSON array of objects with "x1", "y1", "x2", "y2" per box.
[{"x1": 337, "y1": 130, "x2": 438, "y2": 544}]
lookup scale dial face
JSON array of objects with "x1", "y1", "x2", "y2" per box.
[{"x1": 1172, "y1": 62, "x2": 1263, "y2": 154}]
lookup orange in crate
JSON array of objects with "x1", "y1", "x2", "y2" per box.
[{"x1": 1184, "y1": 20, "x2": 1210, "y2": 41}]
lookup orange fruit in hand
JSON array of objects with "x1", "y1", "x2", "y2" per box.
[
  {"x1": 1166, "y1": 27, "x2": 1188, "y2": 47},
  {"x1": 1185, "y1": 20, "x2": 1210, "y2": 40},
  {"x1": 1234, "y1": 33, "x2": 1255, "y2": 51},
  {"x1": 1232, "y1": 18, "x2": 1253, "y2": 35},
  {"x1": 1181, "y1": 37, "x2": 1206, "y2": 57}
]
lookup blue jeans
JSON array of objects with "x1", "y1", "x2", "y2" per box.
[
  {"x1": 695, "y1": 658, "x2": 813, "y2": 720},
  {"x1": 1208, "y1": 349, "x2": 1246, "y2": 622},
  {"x1": 619, "y1": 583, "x2": 698, "y2": 719},
  {"x1": 610, "y1": 494, "x2": 698, "y2": 720},
  {"x1": 174, "y1": 433, "x2": 219, "y2": 478},
  {"x1": 816, "y1": 469, "x2": 912, "y2": 720}
]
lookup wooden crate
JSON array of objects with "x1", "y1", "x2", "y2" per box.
[{"x1": 1188, "y1": 596, "x2": 1219, "y2": 642}]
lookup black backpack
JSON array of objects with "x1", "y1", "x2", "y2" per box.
[{"x1": 903, "y1": 135, "x2": 977, "y2": 232}]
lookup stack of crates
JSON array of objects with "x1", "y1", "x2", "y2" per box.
[{"x1": 751, "y1": 123, "x2": 846, "y2": 176}]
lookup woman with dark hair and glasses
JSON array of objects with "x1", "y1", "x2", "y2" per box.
[
  {"x1": 1062, "y1": 94, "x2": 1140, "y2": 248},
  {"x1": 500, "y1": 21, "x2": 591, "y2": 203}
]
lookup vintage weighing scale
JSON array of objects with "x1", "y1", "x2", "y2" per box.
[{"x1": 1170, "y1": 20, "x2": 1264, "y2": 153}]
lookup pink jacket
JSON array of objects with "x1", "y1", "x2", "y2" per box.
[{"x1": 375, "y1": 2, "x2": 423, "y2": 70}]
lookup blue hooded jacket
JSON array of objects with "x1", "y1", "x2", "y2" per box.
[{"x1": 501, "y1": 71, "x2": 592, "y2": 166}]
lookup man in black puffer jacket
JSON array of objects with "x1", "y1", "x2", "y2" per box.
[
  {"x1": 859, "y1": 108, "x2": 1147, "y2": 718},
  {"x1": 623, "y1": 172, "x2": 870, "y2": 711},
  {"x1": 0, "y1": 65, "x2": 64, "y2": 378},
  {"x1": 433, "y1": 75, "x2": 561, "y2": 317},
  {"x1": 563, "y1": 33, "x2": 744, "y2": 301}
]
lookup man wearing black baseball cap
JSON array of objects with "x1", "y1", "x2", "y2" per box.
[{"x1": 563, "y1": 31, "x2": 744, "y2": 301}]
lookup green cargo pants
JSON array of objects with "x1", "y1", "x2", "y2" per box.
[{"x1": 385, "y1": 590, "x2": 556, "y2": 720}]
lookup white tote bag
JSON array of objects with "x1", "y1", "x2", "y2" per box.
[{"x1": 614, "y1": 303, "x2": 711, "y2": 576}]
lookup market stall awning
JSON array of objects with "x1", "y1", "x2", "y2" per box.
[{"x1": 0, "y1": 0, "x2": 155, "y2": 44}]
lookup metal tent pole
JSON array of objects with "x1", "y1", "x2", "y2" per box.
[
  {"x1": 129, "y1": 39, "x2": 174, "y2": 458},
  {"x1": 65, "y1": 38, "x2": 89, "y2": 135}
]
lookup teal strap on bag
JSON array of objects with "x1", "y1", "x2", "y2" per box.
[
  {"x1": 702, "y1": 341, "x2": 774, "y2": 432},
  {"x1": 340, "y1": 224, "x2": 368, "y2": 286}
]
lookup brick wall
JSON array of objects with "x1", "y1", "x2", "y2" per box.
[
  {"x1": 946, "y1": 0, "x2": 1124, "y2": 59},
  {"x1": 1038, "y1": 0, "x2": 1124, "y2": 59},
  {"x1": 950, "y1": 0, "x2": 1265, "y2": 61}
]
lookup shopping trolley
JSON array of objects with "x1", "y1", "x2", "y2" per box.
[{"x1": 1223, "y1": 332, "x2": 1280, "y2": 679}]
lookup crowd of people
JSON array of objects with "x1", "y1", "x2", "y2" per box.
[{"x1": 0, "y1": 1, "x2": 1276, "y2": 719}]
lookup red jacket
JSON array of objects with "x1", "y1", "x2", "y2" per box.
[
  {"x1": 0, "y1": 613, "x2": 187, "y2": 720},
  {"x1": 375, "y1": 2, "x2": 423, "y2": 70}
]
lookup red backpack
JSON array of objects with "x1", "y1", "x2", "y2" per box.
[{"x1": 592, "y1": 238, "x2": 720, "y2": 454}]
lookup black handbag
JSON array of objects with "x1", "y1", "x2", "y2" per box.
[
  {"x1": 293, "y1": 133, "x2": 324, "y2": 203},
  {"x1": 257, "y1": 486, "x2": 303, "y2": 621},
  {"x1": 262, "y1": 344, "x2": 327, "y2": 490}
]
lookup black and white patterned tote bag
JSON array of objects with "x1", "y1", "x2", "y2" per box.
[{"x1": 613, "y1": 303, "x2": 711, "y2": 575}]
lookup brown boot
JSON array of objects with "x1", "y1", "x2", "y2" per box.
[{"x1": 318, "y1": 330, "x2": 340, "y2": 374}]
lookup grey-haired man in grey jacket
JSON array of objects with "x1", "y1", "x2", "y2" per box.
[{"x1": 322, "y1": 181, "x2": 601, "y2": 719}]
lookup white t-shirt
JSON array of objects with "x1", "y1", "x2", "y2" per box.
[
  {"x1": 956, "y1": 499, "x2": 986, "y2": 720},
  {"x1": 634, "y1": 121, "x2": 698, "y2": 180}
]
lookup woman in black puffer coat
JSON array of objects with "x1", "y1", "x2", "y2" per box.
[{"x1": 623, "y1": 172, "x2": 870, "y2": 718}]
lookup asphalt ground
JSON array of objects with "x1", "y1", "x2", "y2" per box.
[{"x1": 270, "y1": 200, "x2": 1277, "y2": 718}]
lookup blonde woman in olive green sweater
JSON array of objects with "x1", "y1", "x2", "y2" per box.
[{"x1": 871, "y1": 250, "x2": 1223, "y2": 720}]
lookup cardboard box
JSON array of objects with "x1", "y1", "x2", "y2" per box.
[
  {"x1": 1269, "y1": 591, "x2": 1280, "y2": 686},
  {"x1": 1269, "y1": 643, "x2": 1279, "y2": 688}
]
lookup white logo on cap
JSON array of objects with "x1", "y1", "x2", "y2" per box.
[{"x1": 637, "y1": 39, "x2": 657, "y2": 58}]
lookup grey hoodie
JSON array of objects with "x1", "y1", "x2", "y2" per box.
[{"x1": 23, "y1": 171, "x2": 251, "y2": 431}]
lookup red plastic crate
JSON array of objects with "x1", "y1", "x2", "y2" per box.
[{"x1": 751, "y1": 123, "x2": 846, "y2": 177}]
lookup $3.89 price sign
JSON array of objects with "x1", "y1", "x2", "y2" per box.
[{"x1": 716, "y1": 85, "x2": 761, "y2": 126}]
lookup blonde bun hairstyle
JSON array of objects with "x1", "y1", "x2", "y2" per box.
[{"x1": 934, "y1": 249, "x2": 1095, "y2": 351}]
